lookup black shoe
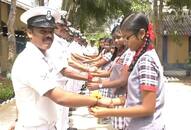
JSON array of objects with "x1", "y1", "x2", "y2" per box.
[
  {"x1": 68, "y1": 112, "x2": 72, "y2": 117},
  {"x1": 69, "y1": 107, "x2": 76, "y2": 111}
]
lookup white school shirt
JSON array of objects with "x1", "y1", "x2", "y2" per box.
[
  {"x1": 123, "y1": 48, "x2": 135, "y2": 66},
  {"x1": 124, "y1": 49, "x2": 165, "y2": 130},
  {"x1": 11, "y1": 42, "x2": 58, "y2": 127}
]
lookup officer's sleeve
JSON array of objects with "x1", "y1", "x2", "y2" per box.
[{"x1": 27, "y1": 69, "x2": 58, "y2": 96}]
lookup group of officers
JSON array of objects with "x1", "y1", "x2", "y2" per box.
[{"x1": 10, "y1": 6, "x2": 111, "y2": 130}]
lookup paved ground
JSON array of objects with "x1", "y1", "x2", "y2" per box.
[
  {"x1": 0, "y1": 78, "x2": 191, "y2": 130},
  {"x1": 0, "y1": 99, "x2": 17, "y2": 130}
]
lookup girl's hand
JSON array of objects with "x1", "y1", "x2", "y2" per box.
[
  {"x1": 87, "y1": 82, "x2": 99, "y2": 90},
  {"x1": 88, "y1": 106, "x2": 109, "y2": 118},
  {"x1": 97, "y1": 97, "x2": 114, "y2": 108},
  {"x1": 8, "y1": 121, "x2": 16, "y2": 130},
  {"x1": 91, "y1": 77, "x2": 101, "y2": 83},
  {"x1": 88, "y1": 66, "x2": 98, "y2": 72}
]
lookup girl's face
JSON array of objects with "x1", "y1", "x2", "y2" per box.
[
  {"x1": 103, "y1": 41, "x2": 111, "y2": 51},
  {"x1": 113, "y1": 34, "x2": 125, "y2": 49},
  {"x1": 122, "y1": 30, "x2": 145, "y2": 51}
]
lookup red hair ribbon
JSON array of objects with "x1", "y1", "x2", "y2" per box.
[{"x1": 147, "y1": 23, "x2": 155, "y2": 41}]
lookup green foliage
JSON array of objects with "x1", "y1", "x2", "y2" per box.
[
  {"x1": 85, "y1": 32, "x2": 110, "y2": 46},
  {"x1": 130, "y1": 0, "x2": 152, "y2": 13},
  {"x1": 0, "y1": 80, "x2": 14, "y2": 101},
  {"x1": 188, "y1": 56, "x2": 191, "y2": 64},
  {"x1": 62, "y1": 0, "x2": 132, "y2": 32},
  {"x1": 166, "y1": 0, "x2": 191, "y2": 9}
]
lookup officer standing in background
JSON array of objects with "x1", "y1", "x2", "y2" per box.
[{"x1": 11, "y1": 6, "x2": 112, "y2": 130}]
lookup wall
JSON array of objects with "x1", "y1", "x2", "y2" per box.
[
  {"x1": 168, "y1": 35, "x2": 189, "y2": 64},
  {"x1": 0, "y1": 2, "x2": 26, "y2": 73}
]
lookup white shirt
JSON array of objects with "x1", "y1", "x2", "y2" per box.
[
  {"x1": 47, "y1": 34, "x2": 69, "y2": 87},
  {"x1": 11, "y1": 42, "x2": 57, "y2": 127},
  {"x1": 123, "y1": 49, "x2": 135, "y2": 66},
  {"x1": 83, "y1": 43, "x2": 98, "y2": 56},
  {"x1": 47, "y1": 34, "x2": 68, "y2": 73}
]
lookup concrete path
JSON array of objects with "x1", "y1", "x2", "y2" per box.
[
  {"x1": 0, "y1": 80, "x2": 191, "y2": 130},
  {"x1": 164, "y1": 82, "x2": 191, "y2": 130},
  {"x1": 0, "y1": 99, "x2": 17, "y2": 130}
]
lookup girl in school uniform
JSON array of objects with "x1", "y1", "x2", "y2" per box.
[{"x1": 89, "y1": 12, "x2": 165, "y2": 130}]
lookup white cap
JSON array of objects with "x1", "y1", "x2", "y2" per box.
[
  {"x1": 55, "y1": 10, "x2": 68, "y2": 24},
  {"x1": 69, "y1": 27, "x2": 76, "y2": 33},
  {"x1": 20, "y1": 6, "x2": 59, "y2": 25},
  {"x1": 59, "y1": 10, "x2": 67, "y2": 18},
  {"x1": 67, "y1": 21, "x2": 72, "y2": 26}
]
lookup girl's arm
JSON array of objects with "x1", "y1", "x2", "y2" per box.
[
  {"x1": 90, "y1": 90, "x2": 156, "y2": 118},
  {"x1": 87, "y1": 65, "x2": 129, "y2": 90}
]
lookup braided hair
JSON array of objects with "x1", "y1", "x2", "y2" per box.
[{"x1": 120, "y1": 13, "x2": 154, "y2": 72}]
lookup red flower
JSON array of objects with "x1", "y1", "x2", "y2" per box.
[{"x1": 147, "y1": 23, "x2": 155, "y2": 41}]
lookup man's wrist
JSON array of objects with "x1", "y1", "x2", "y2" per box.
[
  {"x1": 98, "y1": 83, "x2": 103, "y2": 89},
  {"x1": 88, "y1": 73, "x2": 93, "y2": 81}
]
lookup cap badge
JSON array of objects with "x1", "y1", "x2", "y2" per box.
[{"x1": 46, "y1": 10, "x2": 52, "y2": 21}]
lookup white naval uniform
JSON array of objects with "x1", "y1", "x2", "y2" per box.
[
  {"x1": 11, "y1": 42, "x2": 58, "y2": 130},
  {"x1": 66, "y1": 41, "x2": 86, "y2": 93},
  {"x1": 47, "y1": 34, "x2": 70, "y2": 130}
]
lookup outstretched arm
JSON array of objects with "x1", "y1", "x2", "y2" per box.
[{"x1": 89, "y1": 90, "x2": 156, "y2": 118}]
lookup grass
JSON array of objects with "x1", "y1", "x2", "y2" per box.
[{"x1": 0, "y1": 79, "x2": 14, "y2": 102}]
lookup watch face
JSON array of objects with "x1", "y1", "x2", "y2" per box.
[{"x1": 99, "y1": 84, "x2": 103, "y2": 88}]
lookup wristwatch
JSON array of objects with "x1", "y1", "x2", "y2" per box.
[{"x1": 98, "y1": 83, "x2": 103, "y2": 89}]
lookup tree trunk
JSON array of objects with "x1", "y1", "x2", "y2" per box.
[
  {"x1": 7, "y1": 0, "x2": 16, "y2": 73},
  {"x1": 158, "y1": 0, "x2": 163, "y2": 62},
  {"x1": 39, "y1": 0, "x2": 44, "y2": 6},
  {"x1": 0, "y1": 0, "x2": 1, "y2": 29},
  {"x1": 35, "y1": 0, "x2": 44, "y2": 6},
  {"x1": 153, "y1": 0, "x2": 162, "y2": 61}
]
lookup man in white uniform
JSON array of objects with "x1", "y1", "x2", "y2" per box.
[{"x1": 11, "y1": 6, "x2": 110, "y2": 130}]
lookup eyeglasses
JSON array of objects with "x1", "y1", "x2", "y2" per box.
[
  {"x1": 113, "y1": 35, "x2": 121, "y2": 40},
  {"x1": 124, "y1": 33, "x2": 134, "y2": 40}
]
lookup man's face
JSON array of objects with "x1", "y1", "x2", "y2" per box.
[
  {"x1": 55, "y1": 23, "x2": 66, "y2": 37},
  {"x1": 27, "y1": 27, "x2": 54, "y2": 53}
]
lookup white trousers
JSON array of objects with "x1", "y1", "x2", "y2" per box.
[
  {"x1": 56, "y1": 106, "x2": 69, "y2": 130},
  {"x1": 15, "y1": 122, "x2": 56, "y2": 130}
]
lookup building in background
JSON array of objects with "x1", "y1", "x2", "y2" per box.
[
  {"x1": 161, "y1": 15, "x2": 191, "y2": 71},
  {"x1": 0, "y1": 0, "x2": 31, "y2": 74}
]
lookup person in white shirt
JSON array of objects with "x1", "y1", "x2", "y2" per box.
[
  {"x1": 47, "y1": 11, "x2": 95, "y2": 130},
  {"x1": 11, "y1": 6, "x2": 111, "y2": 130}
]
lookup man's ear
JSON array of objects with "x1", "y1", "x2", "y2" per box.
[
  {"x1": 138, "y1": 28, "x2": 146, "y2": 40},
  {"x1": 26, "y1": 29, "x2": 33, "y2": 39}
]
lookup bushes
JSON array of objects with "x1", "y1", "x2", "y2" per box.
[{"x1": 0, "y1": 79, "x2": 14, "y2": 102}]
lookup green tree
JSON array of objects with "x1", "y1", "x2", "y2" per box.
[
  {"x1": 130, "y1": 0, "x2": 152, "y2": 13},
  {"x1": 62, "y1": 0, "x2": 132, "y2": 33},
  {"x1": 166, "y1": 0, "x2": 191, "y2": 9}
]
